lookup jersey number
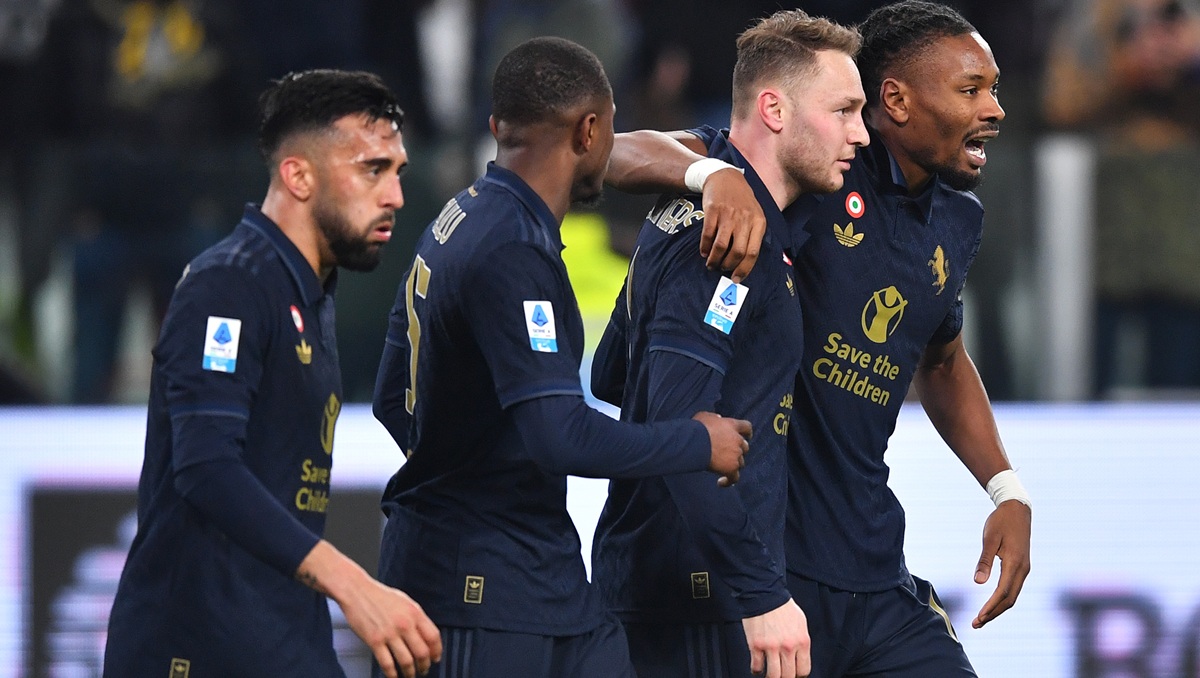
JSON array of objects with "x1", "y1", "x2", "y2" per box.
[{"x1": 405, "y1": 255, "x2": 432, "y2": 414}]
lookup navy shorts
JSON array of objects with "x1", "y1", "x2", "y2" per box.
[
  {"x1": 623, "y1": 620, "x2": 752, "y2": 678},
  {"x1": 788, "y1": 572, "x2": 976, "y2": 678},
  {"x1": 375, "y1": 616, "x2": 636, "y2": 678}
]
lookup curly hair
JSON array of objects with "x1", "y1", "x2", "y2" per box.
[
  {"x1": 257, "y1": 69, "x2": 404, "y2": 164},
  {"x1": 491, "y1": 37, "x2": 612, "y2": 128},
  {"x1": 858, "y1": 1, "x2": 977, "y2": 107}
]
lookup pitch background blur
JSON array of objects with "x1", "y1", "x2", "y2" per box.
[{"x1": 5, "y1": 404, "x2": 1200, "y2": 677}]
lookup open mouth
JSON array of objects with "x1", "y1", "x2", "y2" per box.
[
  {"x1": 374, "y1": 221, "x2": 394, "y2": 242},
  {"x1": 964, "y1": 131, "x2": 998, "y2": 168}
]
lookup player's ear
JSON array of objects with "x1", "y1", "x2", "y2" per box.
[
  {"x1": 879, "y1": 78, "x2": 909, "y2": 124},
  {"x1": 757, "y1": 88, "x2": 786, "y2": 133},
  {"x1": 488, "y1": 114, "x2": 499, "y2": 140},
  {"x1": 277, "y1": 155, "x2": 315, "y2": 201},
  {"x1": 573, "y1": 111, "x2": 599, "y2": 155}
]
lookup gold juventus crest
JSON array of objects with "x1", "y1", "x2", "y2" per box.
[{"x1": 928, "y1": 245, "x2": 949, "y2": 295}]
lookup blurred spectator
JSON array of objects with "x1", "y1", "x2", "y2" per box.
[
  {"x1": 1043, "y1": 0, "x2": 1200, "y2": 397},
  {"x1": 35, "y1": 0, "x2": 261, "y2": 402},
  {"x1": 950, "y1": 0, "x2": 1054, "y2": 400},
  {"x1": 468, "y1": 0, "x2": 633, "y2": 136}
]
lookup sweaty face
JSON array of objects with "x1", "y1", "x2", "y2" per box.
[
  {"x1": 899, "y1": 32, "x2": 1004, "y2": 192},
  {"x1": 779, "y1": 49, "x2": 869, "y2": 195},
  {"x1": 571, "y1": 99, "x2": 616, "y2": 208},
  {"x1": 312, "y1": 114, "x2": 408, "y2": 272}
]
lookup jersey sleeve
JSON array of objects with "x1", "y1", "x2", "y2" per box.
[
  {"x1": 929, "y1": 296, "x2": 964, "y2": 345},
  {"x1": 373, "y1": 299, "x2": 412, "y2": 450},
  {"x1": 159, "y1": 266, "x2": 268, "y2": 470},
  {"x1": 510, "y1": 395, "x2": 710, "y2": 478},
  {"x1": 929, "y1": 229, "x2": 982, "y2": 345},
  {"x1": 648, "y1": 350, "x2": 790, "y2": 617},
  {"x1": 590, "y1": 281, "x2": 629, "y2": 407},
  {"x1": 158, "y1": 265, "x2": 318, "y2": 574},
  {"x1": 462, "y1": 241, "x2": 585, "y2": 407},
  {"x1": 646, "y1": 235, "x2": 751, "y2": 376},
  {"x1": 686, "y1": 125, "x2": 720, "y2": 147}
]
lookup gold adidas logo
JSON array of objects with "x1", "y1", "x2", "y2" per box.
[
  {"x1": 464, "y1": 575, "x2": 484, "y2": 604},
  {"x1": 834, "y1": 223, "x2": 864, "y2": 247}
]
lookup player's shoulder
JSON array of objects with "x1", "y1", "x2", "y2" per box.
[
  {"x1": 640, "y1": 191, "x2": 707, "y2": 245},
  {"x1": 933, "y1": 183, "x2": 985, "y2": 236},
  {"x1": 176, "y1": 228, "x2": 281, "y2": 303},
  {"x1": 191, "y1": 223, "x2": 281, "y2": 277},
  {"x1": 938, "y1": 182, "x2": 985, "y2": 213},
  {"x1": 436, "y1": 178, "x2": 558, "y2": 254}
]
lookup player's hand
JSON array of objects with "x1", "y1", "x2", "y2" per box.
[
  {"x1": 298, "y1": 541, "x2": 443, "y2": 677},
  {"x1": 341, "y1": 579, "x2": 442, "y2": 678},
  {"x1": 742, "y1": 598, "x2": 811, "y2": 677},
  {"x1": 693, "y1": 411, "x2": 751, "y2": 485},
  {"x1": 972, "y1": 499, "x2": 1031, "y2": 629},
  {"x1": 699, "y1": 167, "x2": 766, "y2": 284}
]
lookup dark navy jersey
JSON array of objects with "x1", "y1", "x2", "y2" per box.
[
  {"x1": 374, "y1": 163, "x2": 711, "y2": 636},
  {"x1": 105, "y1": 206, "x2": 345, "y2": 677},
  {"x1": 690, "y1": 126, "x2": 983, "y2": 592},
  {"x1": 590, "y1": 131, "x2": 805, "y2": 622}
]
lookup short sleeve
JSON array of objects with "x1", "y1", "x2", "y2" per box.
[
  {"x1": 157, "y1": 265, "x2": 270, "y2": 470},
  {"x1": 929, "y1": 295, "x2": 964, "y2": 345},
  {"x1": 463, "y1": 242, "x2": 585, "y2": 408}
]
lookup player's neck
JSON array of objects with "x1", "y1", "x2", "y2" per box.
[
  {"x1": 727, "y1": 126, "x2": 796, "y2": 211},
  {"x1": 866, "y1": 112, "x2": 933, "y2": 196},
  {"x1": 261, "y1": 189, "x2": 331, "y2": 280},
  {"x1": 494, "y1": 146, "x2": 575, "y2": 225}
]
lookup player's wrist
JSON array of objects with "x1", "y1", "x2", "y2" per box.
[
  {"x1": 985, "y1": 469, "x2": 1031, "y2": 510},
  {"x1": 684, "y1": 158, "x2": 744, "y2": 193},
  {"x1": 297, "y1": 540, "x2": 368, "y2": 601}
]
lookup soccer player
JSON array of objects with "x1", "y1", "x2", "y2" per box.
[
  {"x1": 606, "y1": 2, "x2": 1033, "y2": 676},
  {"x1": 103, "y1": 70, "x2": 442, "y2": 678},
  {"x1": 371, "y1": 37, "x2": 753, "y2": 678},
  {"x1": 589, "y1": 10, "x2": 867, "y2": 678}
]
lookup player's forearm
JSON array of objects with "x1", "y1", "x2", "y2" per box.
[
  {"x1": 294, "y1": 539, "x2": 371, "y2": 601},
  {"x1": 174, "y1": 457, "x2": 320, "y2": 574},
  {"x1": 663, "y1": 472, "x2": 789, "y2": 616},
  {"x1": 647, "y1": 351, "x2": 789, "y2": 614},
  {"x1": 590, "y1": 311, "x2": 628, "y2": 407},
  {"x1": 914, "y1": 339, "x2": 1011, "y2": 487},
  {"x1": 511, "y1": 394, "x2": 711, "y2": 478},
  {"x1": 606, "y1": 130, "x2": 707, "y2": 193},
  {"x1": 373, "y1": 337, "x2": 411, "y2": 450}
]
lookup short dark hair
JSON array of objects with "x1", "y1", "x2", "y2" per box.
[
  {"x1": 491, "y1": 37, "x2": 612, "y2": 127},
  {"x1": 858, "y1": 1, "x2": 976, "y2": 107},
  {"x1": 732, "y1": 9, "x2": 862, "y2": 120},
  {"x1": 257, "y1": 69, "x2": 404, "y2": 162}
]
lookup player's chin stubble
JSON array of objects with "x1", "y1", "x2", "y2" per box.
[{"x1": 315, "y1": 202, "x2": 385, "y2": 272}]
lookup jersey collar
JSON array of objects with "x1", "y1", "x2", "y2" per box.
[
  {"x1": 481, "y1": 162, "x2": 564, "y2": 251},
  {"x1": 240, "y1": 204, "x2": 335, "y2": 306},
  {"x1": 863, "y1": 126, "x2": 936, "y2": 225}
]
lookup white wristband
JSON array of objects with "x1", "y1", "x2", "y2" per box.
[
  {"x1": 986, "y1": 469, "x2": 1031, "y2": 510},
  {"x1": 684, "y1": 158, "x2": 743, "y2": 193}
]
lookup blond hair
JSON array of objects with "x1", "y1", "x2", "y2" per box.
[{"x1": 732, "y1": 9, "x2": 862, "y2": 120}]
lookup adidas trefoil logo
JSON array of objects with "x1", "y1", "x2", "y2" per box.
[{"x1": 834, "y1": 223, "x2": 864, "y2": 247}]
